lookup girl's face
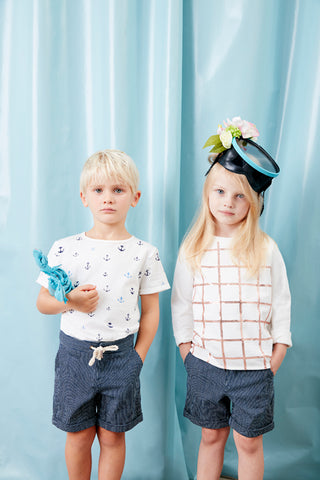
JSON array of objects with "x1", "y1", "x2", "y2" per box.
[{"x1": 208, "y1": 167, "x2": 250, "y2": 237}]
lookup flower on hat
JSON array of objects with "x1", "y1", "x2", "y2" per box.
[{"x1": 203, "y1": 116, "x2": 259, "y2": 153}]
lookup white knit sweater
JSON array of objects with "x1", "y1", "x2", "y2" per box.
[{"x1": 171, "y1": 236, "x2": 291, "y2": 370}]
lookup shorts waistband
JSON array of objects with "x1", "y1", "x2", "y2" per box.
[{"x1": 59, "y1": 330, "x2": 134, "y2": 353}]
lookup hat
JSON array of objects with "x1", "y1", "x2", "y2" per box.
[{"x1": 204, "y1": 117, "x2": 280, "y2": 193}]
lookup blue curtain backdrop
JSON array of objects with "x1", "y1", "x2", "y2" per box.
[{"x1": 1, "y1": 0, "x2": 319, "y2": 479}]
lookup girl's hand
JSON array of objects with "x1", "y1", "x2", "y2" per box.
[
  {"x1": 66, "y1": 284, "x2": 99, "y2": 313},
  {"x1": 270, "y1": 343, "x2": 288, "y2": 375},
  {"x1": 179, "y1": 342, "x2": 192, "y2": 362}
]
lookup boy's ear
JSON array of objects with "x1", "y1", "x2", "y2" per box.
[
  {"x1": 131, "y1": 191, "x2": 141, "y2": 207},
  {"x1": 80, "y1": 191, "x2": 88, "y2": 207}
]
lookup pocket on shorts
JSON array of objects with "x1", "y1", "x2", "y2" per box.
[
  {"x1": 132, "y1": 348, "x2": 143, "y2": 373},
  {"x1": 183, "y1": 351, "x2": 191, "y2": 368}
]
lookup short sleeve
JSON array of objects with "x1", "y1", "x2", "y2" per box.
[{"x1": 139, "y1": 247, "x2": 170, "y2": 295}]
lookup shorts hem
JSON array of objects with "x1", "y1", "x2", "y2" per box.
[
  {"x1": 98, "y1": 414, "x2": 143, "y2": 433},
  {"x1": 52, "y1": 417, "x2": 97, "y2": 433},
  {"x1": 183, "y1": 410, "x2": 229, "y2": 430},
  {"x1": 230, "y1": 418, "x2": 274, "y2": 438},
  {"x1": 53, "y1": 414, "x2": 143, "y2": 433}
]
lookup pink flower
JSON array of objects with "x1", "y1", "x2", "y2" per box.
[{"x1": 240, "y1": 120, "x2": 259, "y2": 139}]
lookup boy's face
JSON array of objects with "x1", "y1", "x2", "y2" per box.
[{"x1": 80, "y1": 177, "x2": 141, "y2": 231}]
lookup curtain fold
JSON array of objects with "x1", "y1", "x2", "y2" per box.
[{"x1": 1, "y1": 1, "x2": 319, "y2": 479}]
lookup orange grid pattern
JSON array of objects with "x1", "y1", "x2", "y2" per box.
[{"x1": 191, "y1": 241, "x2": 272, "y2": 370}]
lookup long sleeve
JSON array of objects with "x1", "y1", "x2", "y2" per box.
[
  {"x1": 171, "y1": 256, "x2": 194, "y2": 346},
  {"x1": 270, "y1": 242, "x2": 292, "y2": 347}
]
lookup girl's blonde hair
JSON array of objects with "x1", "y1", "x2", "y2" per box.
[
  {"x1": 180, "y1": 163, "x2": 268, "y2": 276},
  {"x1": 80, "y1": 149, "x2": 139, "y2": 194}
]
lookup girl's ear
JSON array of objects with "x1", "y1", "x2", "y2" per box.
[
  {"x1": 131, "y1": 191, "x2": 141, "y2": 208},
  {"x1": 80, "y1": 191, "x2": 88, "y2": 207}
]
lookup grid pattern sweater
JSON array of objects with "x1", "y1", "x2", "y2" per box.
[{"x1": 172, "y1": 236, "x2": 291, "y2": 370}]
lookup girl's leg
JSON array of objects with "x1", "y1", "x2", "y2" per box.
[
  {"x1": 65, "y1": 426, "x2": 96, "y2": 480},
  {"x1": 233, "y1": 431, "x2": 264, "y2": 480},
  {"x1": 197, "y1": 426, "x2": 230, "y2": 480},
  {"x1": 97, "y1": 427, "x2": 126, "y2": 480}
]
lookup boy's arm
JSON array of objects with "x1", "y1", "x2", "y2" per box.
[
  {"x1": 134, "y1": 293, "x2": 159, "y2": 363},
  {"x1": 36, "y1": 284, "x2": 99, "y2": 314}
]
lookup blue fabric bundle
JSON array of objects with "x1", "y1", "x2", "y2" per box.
[{"x1": 33, "y1": 249, "x2": 73, "y2": 303}]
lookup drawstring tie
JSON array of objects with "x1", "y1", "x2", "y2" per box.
[{"x1": 89, "y1": 344, "x2": 119, "y2": 366}]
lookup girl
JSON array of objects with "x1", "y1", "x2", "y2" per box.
[{"x1": 171, "y1": 117, "x2": 291, "y2": 480}]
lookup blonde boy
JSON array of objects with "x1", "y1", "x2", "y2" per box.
[{"x1": 36, "y1": 150, "x2": 170, "y2": 480}]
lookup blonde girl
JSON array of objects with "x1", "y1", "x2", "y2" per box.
[{"x1": 172, "y1": 118, "x2": 292, "y2": 480}]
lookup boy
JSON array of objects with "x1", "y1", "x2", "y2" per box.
[{"x1": 36, "y1": 149, "x2": 170, "y2": 480}]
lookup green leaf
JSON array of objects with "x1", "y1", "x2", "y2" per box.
[
  {"x1": 203, "y1": 134, "x2": 220, "y2": 149},
  {"x1": 210, "y1": 143, "x2": 225, "y2": 154}
]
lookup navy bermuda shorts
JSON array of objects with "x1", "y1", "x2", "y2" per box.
[
  {"x1": 184, "y1": 353, "x2": 274, "y2": 438},
  {"x1": 53, "y1": 331, "x2": 143, "y2": 433}
]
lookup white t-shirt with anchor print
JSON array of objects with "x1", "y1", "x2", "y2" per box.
[{"x1": 37, "y1": 233, "x2": 170, "y2": 342}]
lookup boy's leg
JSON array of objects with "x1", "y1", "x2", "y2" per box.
[
  {"x1": 65, "y1": 426, "x2": 96, "y2": 480},
  {"x1": 97, "y1": 427, "x2": 125, "y2": 480},
  {"x1": 197, "y1": 426, "x2": 230, "y2": 480},
  {"x1": 233, "y1": 431, "x2": 264, "y2": 480}
]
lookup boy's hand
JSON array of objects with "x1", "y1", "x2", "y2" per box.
[{"x1": 66, "y1": 284, "x2": 99, "y2": 313}]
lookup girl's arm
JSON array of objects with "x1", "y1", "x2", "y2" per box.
[
  {"x1": 179, "y1": 342, "x2": 192, "y2": 362},
  {"x1": 270, "y1": 343, "x2": 287, "y2": 375},
  {"x1": 171, "y1": 256, "x2": 194, "y2": 359},
  {"x1": 134, "y1": 293, "x2": 159, "y2": 363},
  {"x1": 36, "y1": 284, "x2": 99, "y2": 315}
]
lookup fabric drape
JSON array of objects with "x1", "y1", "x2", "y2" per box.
[{"x1": 1, "y1": 1, "x2": 319, "y2": 479}]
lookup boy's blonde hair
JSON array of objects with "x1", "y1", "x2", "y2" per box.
[
  {"x1": 80, "y1": 149, "x2": 139, "y2": 193},
  {"x1": 180, "y1": 163, "x2": 268, "y2": 276}
]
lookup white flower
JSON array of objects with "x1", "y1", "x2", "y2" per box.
[{"x1": 220, "y1": 130, "x2": 233, "y2": 149}]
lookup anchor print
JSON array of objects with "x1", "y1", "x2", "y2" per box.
[
  {"x1": 117, "y1": 296, "x2": 125, "y2": 304},
  {"x1": 73, "y1": 251, "x2": 79, "y2": 257},
  {"x1": 96, "y1": 333, "x2": 102, "y2": 341},
  {"x1": 155, "y1": 252, "x2": 160, "y2": 261},
  {"x1": 103, "y1": 254, "x2": 111, "y2": 262},
  {"x1": 118, "y1": 245, "x2": 126, "y2": 252},
  {"x1": 124, "y1": 272, "x2": 132, "y2": 279},
  {"x1": 130, "y1": 288, "x2": 135, "y2": 295},
  {"x1": 57, "y1": 246, "x2": 64, "y2": 254},
  {"x1": 102, "y1": 272, "x2": 108, "y2": 277},
  {"x1": 144, "y1": 269, "x2": 151, "y2": 277},
  {"x1": 133, "y1": 256, "x2": 141, "y2": 261},
  {"x1": 137, "y1": 240, "x2": 143, "y2": 246},
  {"x1": 88, "y1": 312, "x2": 95, "y2": 317},
  {"x1": 103, "y1": 285, "x2": 111, "y2": 293},
  {"x1": 107, "y1": 322, "x2": 113, "y2": 328},
  {"x1": 76, "y1": 236, "x2": 82, "y2": 241},
  {"x1": 73, "y1": 281, "x2": 80, "y2": 288},
  {"x1": 84, "y1": 262, "x2": 91, "y2": 270},
  {"x1": 125, "y1": 313, "x2": 131, "y2": 322}
]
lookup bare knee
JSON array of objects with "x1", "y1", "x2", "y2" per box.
[
  {"x1": 97, "y1": 427, "x2": 125, "y2": 449},
  {"x1": 66, "y1": 427, "x2": 96, "y2": 451},
  {"x1": 233, "y1": 431, "x2": 263, "y2": 455},
  {"x1": 201, "y1": 427, "x2": 230, "y2": 448}
]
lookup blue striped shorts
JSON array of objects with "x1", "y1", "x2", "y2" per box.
[
  {"x1": 53, "y1": 331, "x2": 143, "y2": 433},
  {"x1": 184, "y1": 353, "x2": 274, "y2": 438}
]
